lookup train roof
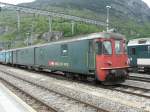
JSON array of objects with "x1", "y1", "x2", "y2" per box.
[
  {"x1": 2, "y1": 32, "x2": 125, "y2": 52},
  {"x1": 128, "y1": 38, "x2": 150, "y2": 46}
]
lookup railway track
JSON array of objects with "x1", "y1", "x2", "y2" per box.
[
  {"x1": 0, "y1": 67, "x2": 106, "y2": 112},
  {"x1": 33, "y1": 71, "x2": 150, "y2": 99},
  {"x1": 0, "y1": 79, "x2": 54, "y2": 112},
  {"x1": 113, "y1": 84, "x2": 150, "y2": 99},
  {"x1": 6, "y1": 66, "x2": 150, "y2": 99},
  {"x1": 109, "y1": 71, "x2": 150, "y2": 98},
  {"x1": 42, "y1": 71, "x2": 150, "y2": 99},
  {"x1": 129, "y1": 73, "x2": 150, "y2": 83},
  {"x1": 0, "y1": 66, "x2": 149, "y2": 112},
  {"x1": 2, "y1": 65, "x2": 150, "y2": 99},
  {"x1": 112, "y1": 73, "x2": 150, "y2": 98},
  {"x1": 129, "y1": 76, "x2": 150, "y2": 83}
]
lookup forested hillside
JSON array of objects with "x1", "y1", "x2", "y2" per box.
[{"x1": 0, "y1": 0, "x2": 150, "y2": 48}]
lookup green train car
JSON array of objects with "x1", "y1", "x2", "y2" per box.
[
  {"x1": 128, "y1": 38, "x2": 150, "y2": 72},
  {"x1": 0, "y1": 32, "x2": 129, "y2": 84}
]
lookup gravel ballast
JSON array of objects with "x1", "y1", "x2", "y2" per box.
[
  {"x1": 0, "y1": 73, "x2": 98, "y2": 112},
  {"x1": 0, "y1": 79, "x2": 54, "y2": 112},
  {"x1": 0, "y1": 65, "x2": 150, "y2": 112}
]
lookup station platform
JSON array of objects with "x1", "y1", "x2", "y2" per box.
[{"x1": 0, "y1": 82, "x2": 36, "y2": 112}]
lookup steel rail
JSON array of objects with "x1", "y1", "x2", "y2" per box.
[{"x1": 0, "y1": 67, "x2": 108, "y2": 112}]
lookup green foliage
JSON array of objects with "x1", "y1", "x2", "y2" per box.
[
  {"x1": 0, "y1": 32, "x2": 16, "y2": 41},
  {"x1": 0, "y1": 13, "x2": 102, "y2": 42},
  {"x1": 0, "y1": 1, "x2": 150, "y2": 48}
]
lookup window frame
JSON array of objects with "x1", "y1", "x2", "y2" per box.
[
  {"x1": 131, "y1": 47, "x2": 136, "y2": 55},
  {"x1": 95, "y1": 41, "x2": 102, "y2": 55},
  {"x1": 61, "y1": 44, "x2": 68, "y2": 56},
  {"x1": 102, "y1": 40, "x2": 112, "y2": 55},
  {"x1": 115, "y1": 40, "x2": 122, "y2": 54}
]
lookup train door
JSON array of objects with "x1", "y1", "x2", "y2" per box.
[
  {"x1": 129, "y1": 47, "x2": 137, "y2": 67},
  {"x1": 88, "y1": 40, "x2": 96, "y2": 71},
  {"x1": 12, "y1": 51, "x2": 17, "y2": 64}
]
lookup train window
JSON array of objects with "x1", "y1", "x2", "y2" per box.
[
  {"x1": 143, "y1": 46, "x2": 148, "y2": 51},
  {"x1": 95, "y1": 42, "x2": 102, "y2": 54},
  {"x1": 148, "y1": 46, "x2": 150, "y2": 54},
  {"x1": 61, "y1": 44, "x2": 68, "y2": 56},
  {"x1": 102, "y1": 41, "x2": 112, "y2": 55},
  {"x1": 131, "y1": 48, "x2": 136, "y2": 55},
  {"x1": 115, "y1": 40, "x2": 122, "y2": 54}
]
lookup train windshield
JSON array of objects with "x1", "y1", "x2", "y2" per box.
[
  {"x1": 115, "y1": 40, "x2": 122, "y2": 54},
  {"x1": 96, "y1": 41, "x2": 112, "y2": 55},
  {"x1": 102, "y1": 41, "x2": 112, "y2": 55}
]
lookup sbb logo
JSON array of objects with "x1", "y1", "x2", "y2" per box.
[{"x1": 48, "y1": 61, "x2": 55, "y2": 66}]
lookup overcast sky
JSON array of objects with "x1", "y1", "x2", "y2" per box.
[
  {"x1": 0, "y1": 0, "x2": 150, "y2": 7},
  {"x1": 0, "y1": 0, "x2": 35, "y2": 5},
  {"x1": 143, "y1": 0, "x2": 150, "y2": 7}
]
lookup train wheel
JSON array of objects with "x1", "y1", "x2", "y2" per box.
[
  {"x1": 78, "y1": 75, "x2": 87, "y2": 81},
  {"x1": 65, "y1": 73, "x2": 74, "y2": 80},
  {"x1": 27, "y1": 66, "x2": 32, "y2": 70},
  {"x1": 34, "y1": 67, "x2": 43, "y2": 72}
]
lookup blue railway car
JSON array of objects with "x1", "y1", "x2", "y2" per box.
[
  {"x1": 0, "y1": 51, "x2": 6, "y2": 63},
  {"x1": 5, "y1": 50, "x2": 13, "y2": 64}
]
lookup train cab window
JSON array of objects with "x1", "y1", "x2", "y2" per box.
[
  {"x1": 61, "y1": 44, "x2": 68, "y2": 56},
  {"x1": 102, "y1": 41, "x2": 112, "y2": 55},
  {"x1": 131, "y1": 48, "x2": 136, "y2": 55},
  {"x1": 95, "y1": 42, "x2": 102, "y2": 54},
  {"x1": 115, "y1": 40, "x2": 122, "y2": 54}
]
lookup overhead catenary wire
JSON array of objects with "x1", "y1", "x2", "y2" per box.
[{"x1": 0, "y1": 2, "x2": 106, "y2": 26}]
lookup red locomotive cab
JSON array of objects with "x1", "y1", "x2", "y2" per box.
[{"x1": 95, "y1": 34, "x2": 129, "y2": 84}]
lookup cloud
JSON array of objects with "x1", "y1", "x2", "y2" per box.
[
  {"x1": 142, "y1": 0, "x2": 150, "y2": 7},
  {"x1": 0, "y1": 0, "x2": 35, "y2": 5}
]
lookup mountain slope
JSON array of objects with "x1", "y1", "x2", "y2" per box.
[
  {"x1": 21, "y1": 0, "x2": 150, "y2": 22},
  {"x1": 0, "y1": 0, "x2": 150, "y2": 49}
]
